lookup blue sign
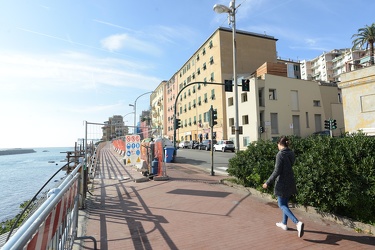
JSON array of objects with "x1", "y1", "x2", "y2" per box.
[
  {"x1": 136, "y1": 149, "x2": 140, "y2": 156},
  {"x1": 126, "y1": 151, "x2": 131, "y2": 157},
  {"x1": 126, "y1": 144, "x2": 131, "y2": 149}
]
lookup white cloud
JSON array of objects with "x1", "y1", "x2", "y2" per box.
[
  {"x1": 100, "y1": 33, "x2": 162, "y2": 56},
  {"x1": 0, "y1": 51, "x2": 161, "y2": 91}
]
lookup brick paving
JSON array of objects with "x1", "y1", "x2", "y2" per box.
[{"x1": 75, "y1": 143, "x2": 375, "y2": 250}]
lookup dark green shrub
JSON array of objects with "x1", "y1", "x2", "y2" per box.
[{"x1": 228, "y1": 133, "x2": 375, "y2": 224}]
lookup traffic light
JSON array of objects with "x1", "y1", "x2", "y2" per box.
[
  {"x1": 331, "y1": 119, "x2": 337, "y2": 130},
  {"x1": 224, "y1": 80, "x2": 233, "y2": 92},
  {"x1": 174, "y1": 118, "x2": 181, "y2": 130},
  {"x1": 212, "y1": 131, "x2": 217, "y2": 139},
  {"x1": 209, "y1": 107, "x2": 218, "y2": 127},
  {"x1": 324, "y1": 120, "x2": 330, "y2": 130},
  {"x1": 242, "y1": 79, "x2": 250, "y2": 91},
  {"x1": 259, "y1": 126, "x2": 264, "y2": 133}
]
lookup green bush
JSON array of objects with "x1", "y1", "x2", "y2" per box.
[{"x1": 227, "y1": 132, "x2": 375, "y2": 224}]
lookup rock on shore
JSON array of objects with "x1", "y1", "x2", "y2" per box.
[{"x1": 0, "y1": 148, "x2": 36, "y2": 156}]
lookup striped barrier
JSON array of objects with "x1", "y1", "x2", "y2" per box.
[{"x1": 2, "y1": 164, "x2": 97, "y2": 250}]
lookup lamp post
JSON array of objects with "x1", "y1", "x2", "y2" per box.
[
  {"x1": 213, "y1": 0, "x2": 239, "y2": 152},
  {"x1": 129, "y1": 91, "x2": 153, "y2": 135}
]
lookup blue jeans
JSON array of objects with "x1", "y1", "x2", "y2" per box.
[{"x1": 278, "y1": 196, "x2": 299, "y2": 225}]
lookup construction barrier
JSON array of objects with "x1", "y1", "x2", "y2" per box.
[{"x1": 2, "y1": 164, "x2": 97, "y2": 250}]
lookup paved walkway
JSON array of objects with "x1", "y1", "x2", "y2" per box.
[{"x1": 75, "y1": 143, "x2": 374, "y2": 249}]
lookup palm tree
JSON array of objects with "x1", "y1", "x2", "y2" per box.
[{"x1": 352, "y1": 23, "x2": 375, "y2": 65}]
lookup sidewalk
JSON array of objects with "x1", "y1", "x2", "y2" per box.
[{"x1": 75, "y1": 143, "x2": 374, "y2": 249}]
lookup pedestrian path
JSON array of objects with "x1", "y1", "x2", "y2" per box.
[{"x1": 75, "y1": 143, "x2": 375, "y2": 249}]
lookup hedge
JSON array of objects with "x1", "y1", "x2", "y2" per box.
[{"x1": 227, "y1": 132, "x2": 375, "y2": 224}]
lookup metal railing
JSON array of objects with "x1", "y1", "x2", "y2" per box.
[{"x1": 2, "y1": 163, "x2": 97, "y2": 250}]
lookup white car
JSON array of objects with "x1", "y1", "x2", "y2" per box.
[
  {"x1": 213, "y1": 140, "x2": 235, "y2": 152},
  {"x1": 178, "y1": 141, "x2": 190, "y2": 148}
]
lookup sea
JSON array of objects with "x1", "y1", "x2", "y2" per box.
[{"x1": 0, "y1": 147, "x2": 73, "y2": 223}]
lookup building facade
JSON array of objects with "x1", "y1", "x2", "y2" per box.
[
  {"x1": 301, "y1": 48, "x2": 369, "y2": 83},
  {"x1": 102, "y1": 115, "x2": 128, "y2": 141},
  {"x1": 229, "y1": 70, "x2": 344, "y2": 147},
  {"x1": 171, "y1": 27, "x2": 278, "y2": 144},
  {"x1": 338, "y1": 65, "x2": 375, "y2": 135},
  {"x1": 150, "y1": 81, "x2": 166, "y2": 137}
]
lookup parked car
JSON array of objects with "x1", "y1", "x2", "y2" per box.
[
  {"x1": 178, "y1": 140, "x2": 190, "y2": 148},
  {"x1": 312, "y1": 130, "x2": 330, "y2": 136},
  {"x1": 213, "y1": 140, "x2": 235, "y2": 152},
  {"x1": 198, "y1": 139, "x2": 217, "y2": 151},
  {"x1": 188, "y1": 140, "x2": 199, "y2": 149}
]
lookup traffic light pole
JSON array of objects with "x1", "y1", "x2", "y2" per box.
[
  {"x1": 209, "y1": 105, "x2": 215, "y2": 176},
  {"x1": 172, "y1": 81, "x2": 244, "y2": 161}
]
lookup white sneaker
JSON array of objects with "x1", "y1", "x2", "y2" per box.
[
  {"x1": 276, "y1": 222, "x2": 288, "y2": 231},
  {"x1": 296, "y1": 221, "x2": 304, "y2": 237}
]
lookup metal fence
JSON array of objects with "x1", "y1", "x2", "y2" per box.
[{"x1": 1, "y1": 163, "x2": 97, "y2": 250}]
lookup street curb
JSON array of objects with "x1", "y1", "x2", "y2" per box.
[{"x1": 221, "y1": 179, "x2": 374, "y2": 235}]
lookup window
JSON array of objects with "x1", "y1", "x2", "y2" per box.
[
  {"x1": 198, "y1": 96, "x2": 201, "y2": 105},
  {"x1": 243, "y1": 136, "x2": 250, "y2": 147},
  {"x1": 210, "y1": 56, "x2": 214, "y2": 65},
  {"x1": 313, "y1": 100, "x2": 321, "y2": 107},
  {"x1": 271, "y1": 113, "x2": 279, "y2": 134},
  {"x1": 291, "y1": 90, "x2": 299, "y2": 111},
  {"x1": 241, "y1": 93, "x2": 248, "y2": 102},
  {"x1": 210, "y1": 72, "x2": 214, "y2": 82},
  {"x1": 306, "y1": 112, "x2": 309, "y2": 128},
  {"x1": 229, "y1": 118, "x2": 234, "y2": 127},
  {"x1": 198, "y1": 83, "x2": 201, "y2": 90},
  {"x1": 211, "y1": 89, "x2": 215, "y2": 99},
  {"x1": 204, "y1": 93, "x2": 208, "y2": 103},
  {"x1": 203, "y1": 63, "x2": 206, "y2": 70},
  {"x1": 196, "y1": 54, "x2": 200, "y2": 61},
  {"x1": 228, "y1": 97, "x2": 234, "y2": 106},
  {"x1": 197, "y1": 68, "x2": 200, "y2": 75},
  {"x1": 269, "y1": 89, "x2": 277, "y2": 100},
  {"x1": 242, "y1": 115, "x2": 249, "y2": 125},
  {"x1": 209, "y1": 40, "x2": 213, "y2": 48},
  {"x1": 202, "y1": 48, "x2": 206, "y2": 55}
]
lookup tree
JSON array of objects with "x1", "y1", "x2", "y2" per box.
[{"x1": 352, "y1": 23, "x2": 375, "y2": 65}]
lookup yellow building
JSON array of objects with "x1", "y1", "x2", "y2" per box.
[
  {"x1": 167, "y1": 27, "x2": 278, "y2": 143},
  {"x1": 338, "y1": 65, "x2": 375, "y2": 135}
]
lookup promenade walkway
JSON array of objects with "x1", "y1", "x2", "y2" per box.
[{"x1": 75, "y1": 143, "x2": 374, "y2": 249}]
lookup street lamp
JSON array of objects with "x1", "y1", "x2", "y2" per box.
[
  {"x1": 129, "y1": 91, "x2": 153, "y2": 135},
  {"x1": 213, "y1": 0, "x2": 239, "y2": 152}
]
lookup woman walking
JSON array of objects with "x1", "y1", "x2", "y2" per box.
[{"x1": 262, "y1": 136, "x2": 304, "y2": 238}]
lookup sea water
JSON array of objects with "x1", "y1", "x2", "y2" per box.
[{"x1": 0, "y1": 147, "x2": 73, "y2": 222}]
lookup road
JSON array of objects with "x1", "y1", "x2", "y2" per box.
[{"x1": 174, "y1": 147, "x2": 234, "y2": 175}]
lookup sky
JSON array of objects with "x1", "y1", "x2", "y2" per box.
[{"x1": 0, "y1": 0, "x2": 374, "y2": 148}]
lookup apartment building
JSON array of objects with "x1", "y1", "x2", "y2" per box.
[
  {"x1": 150, "y1": 81, "x2": 166, "y2": 137},
  {"x1": 102, "y1": 115, "x2": 128, "y2": 141},
  {"x1": 166, "y1": 27, "x2": 278, "y2": 143},
  {"x1": 165, "y1": 74, "x2": 179, "y2": 141},
  {"x1": 301, "y1": 48, "x2": 368, "y2": 83},
  {"x1": 229, "y1": 62, "x2": 344, "y2": 147},
  {"x1": 338, "y1": 65, "x2": 375, "y2": 135}
]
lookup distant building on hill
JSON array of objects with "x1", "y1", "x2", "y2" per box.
[{"x1": 300, "y1": 48, "x2": 369, "y2": 83}]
